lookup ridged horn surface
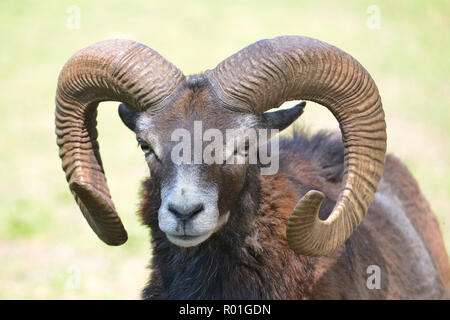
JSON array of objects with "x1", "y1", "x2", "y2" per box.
[
  {"x1": 205, "y1": 36, "x2": 386, "y2": 256},
  {"x1": 55, "y1": 39, "x2": 184, "y2": 245}
]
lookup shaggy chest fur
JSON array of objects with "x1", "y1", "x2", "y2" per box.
[
  {"x1": 140, "y1": 176, "x2": 317, "y2": 299},
  {"x1": 138, "y1": 131, "x2": 450, "y2": 300},
  {"x1": 139, "y1": 132, "x2": 343, "y2": 299}
]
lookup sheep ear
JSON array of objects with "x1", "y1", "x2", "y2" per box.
[
  {"x1": 261, "y1": 101, "x2": 305, "y2": 132},
  {"x1": 118, "y1": 103, "x2": 140, "y2": 132}
]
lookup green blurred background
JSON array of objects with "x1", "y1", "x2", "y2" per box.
[{"x1": 0, "y1": 0, "x2": 448, "y2": 299}]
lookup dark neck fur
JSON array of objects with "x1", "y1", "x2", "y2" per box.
[{"x1": 142, "y1": 166, "x2": 290, "y2": 299}]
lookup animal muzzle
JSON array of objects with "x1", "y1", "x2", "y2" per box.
[
  {"x1": 158, "y1": 177, "x2": 226, "y2": 247},
  {"x1": 158, "y1": 203, "x2": 225, "y2": 247}
]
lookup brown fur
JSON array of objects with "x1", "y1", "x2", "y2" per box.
[
  {"x1": 381, "y1": 155, "x2": 450, "y2": 287},
  {"x1": 122, "y1": 76, "x2": 449, "y2": 299},
  {"x1": 138, "y1": 130, "x2": 450, "y2": 299}
]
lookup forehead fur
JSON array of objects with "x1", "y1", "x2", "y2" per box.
[{"x1": 136, "y1": 74, "x2": 258, "y2": 134}]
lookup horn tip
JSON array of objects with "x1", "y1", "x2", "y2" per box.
[{"x1": 69, "y1": 179, "x2": 128, "y2": 246}]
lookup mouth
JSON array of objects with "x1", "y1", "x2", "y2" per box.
[
  {"x1": 166, "y1": 232, "x2": 213, "y2": 247},
  {"x1": 162, "y1": 212, "x2": 230, "y2": 248}
]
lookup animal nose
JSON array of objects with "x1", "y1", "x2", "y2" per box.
[{"x1": 168, "y1": 203, "x2": 204, "y2": 221}]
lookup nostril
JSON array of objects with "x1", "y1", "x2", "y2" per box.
[
  {"x1": 190, "y1": 203, "x2": 204, "y2": 216},
  {"x1": 168, "y1": 203, "x2": 204, "y2": 220}
]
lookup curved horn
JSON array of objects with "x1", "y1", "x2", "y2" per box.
[
  {"x1": 205, "y1": 36, "x2": 386, "y2": 256},
  {"x1": 55, "y1": 39, "x2": 184, "y2": 245}
]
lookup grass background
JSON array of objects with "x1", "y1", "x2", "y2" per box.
[{"x1": 0, "y1": 0, "x2": 448, "y2": 299}]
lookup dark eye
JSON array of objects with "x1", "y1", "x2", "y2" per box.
[
  {"x1": 243, "y1": 144, "x2": 250, "y2": 155},
  {"x1": 235, "y1": 142, "x2": 250, "y2": 157},
  {"x1": 139, "y1": 142, "x2": 153, "y2": 155}
]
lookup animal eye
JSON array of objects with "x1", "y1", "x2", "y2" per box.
[
  {"x1": 235, "y1": 142, "x2": 250, "y2": 157},
  {"x1": 243, "y1": 144, "x2": 250, "y2": 154},
  {"x1": 139, "y1": 142, "x2": 153, "y2": 155}
]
